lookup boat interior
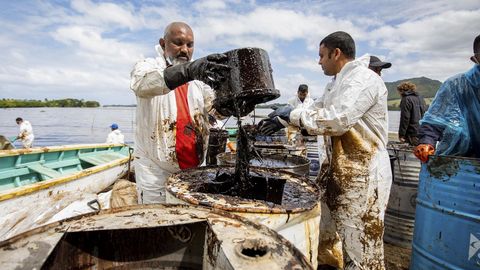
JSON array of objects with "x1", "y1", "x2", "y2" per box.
[{"x1": 0, "y1": 145, "x2": 128, "y2": 191}]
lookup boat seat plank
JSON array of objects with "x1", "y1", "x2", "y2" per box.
[
  {"x1": 44, "y1": 159, "x2": 81, "y2": 169},
  {"x1": 79, "y1": 152, "x2": 125, "y2": 166},
  {"x1": 26, "y1": 164, "x2": 62, "y2": 179},
  {"x1": 0, "y1": 168, "x2": 31, "y2": 180}
]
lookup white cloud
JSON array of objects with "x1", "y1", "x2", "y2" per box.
[
  {"x1": 193, "y1": 0, "x2": 227, "y2": 11},
  {"x1": 370, "y1": 9, "x2": 480, "y2": 80},
  {"x1": 0, "y1": 0, "x2": 479, "y2": 105},
  {"x1": 70, "y1": 0, "x2": 142, "y2": 30},
  {"x1": 273, "y1": 73, "x2": 325, "y2": 103}
]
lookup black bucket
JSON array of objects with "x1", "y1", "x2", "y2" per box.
[
  {"x1": 206, "y1": 129, "x2": 229, "y2": 165},
  {"x1": 213, "y1": 47, "x2": 280, "y2": 117}
]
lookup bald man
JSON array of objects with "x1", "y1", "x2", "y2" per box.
[{"x1": 130, "y1": 22, "x2": 230, "y2": 203}]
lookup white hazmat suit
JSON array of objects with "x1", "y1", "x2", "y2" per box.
[
  {"x1": 18, "y1": 120, "x2": 34, "y2": 149},
  {"x1": 290, "y1": 55, "x2": 392, "y2": 269},
  {"x1": 130, "y1": 45, "x2": 214, "y2": 204},
  {"x1": 106, "y1": 129, "x2": 125, "y2": 144},
  {"x1": 288, "y1": 93, "x2": 314, "y2": 109}
]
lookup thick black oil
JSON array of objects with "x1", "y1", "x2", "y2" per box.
[
  {"x1": 184, "y1": 167, "x2": 318, "y2": 210},
  {"x1": 198, "y1": 171, "x2": 286, "y2": 205}
]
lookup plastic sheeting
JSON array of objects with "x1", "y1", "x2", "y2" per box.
[{"x1": 420, "y1": 65, "x2": 480, "y2": 157}]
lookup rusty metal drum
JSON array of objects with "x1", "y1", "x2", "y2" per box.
[
  {"x1": 213, "y1": 47, "x2": 280, "y2": 117},
  {"x1": 206, "y1": 129, "x2": 229, "y2": 165},
  {"x1": 166, "y1": 166, "x2": 321, "y2": 268},
  {"x1": 411, "y1": 156, "x2": 480, "y2": 269},
  {"x1": 0, "y1": 204, "x2": 313, "y2": 270},
  {"x1": 385, "y1": 142, "x2": 421, "y2": 248},
  {"x1": 216, "y1": 152, "x2": 310, "y2": 178}
]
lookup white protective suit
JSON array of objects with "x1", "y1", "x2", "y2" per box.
[
  {"x1": 106, "y1": 129, "x2": 125, "y2": 144},
  {"x1": 290, "y1": 55, "x2": 392, "y2": 269},
  {"x1": 130, "y1": 45, "x2": 214, "y2": 204},
  {"x1": 18, "y1": 120, "x2": 34, "y2": 148},
  {"x1": 288, "y1": 94, "x2": 315, "y2": 109}
]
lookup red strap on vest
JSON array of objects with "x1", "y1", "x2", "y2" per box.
[{"x1": 175, "y1": 83, "x2": 200, "y2": 169}]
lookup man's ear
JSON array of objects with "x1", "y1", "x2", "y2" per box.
[
  {"x1": 159, "y1": 38, "x2": 166, "y2": 51},
  {"x1": 334, "y1": 48, "x2": 342, "y2": 60}
]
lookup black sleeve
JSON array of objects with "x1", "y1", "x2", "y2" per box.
[
  {"x1": 418, "y1": 123, "x2": 444, "y2": 146},
  {"x1": 398, "y1": 97, "x2": 412, "y2": 137}
]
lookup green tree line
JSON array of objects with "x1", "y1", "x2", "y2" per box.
[{"x1": 0, "y1": 98, "x2": 100, "y2": 108}]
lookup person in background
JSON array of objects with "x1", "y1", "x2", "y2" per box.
[
  {"x1": 414, "y1": 34, "x2": 480, "y2": 162},
  {"x1": 130, "y1": 22, "x2": 230, "y2": 203},
  {"x1": 397, "y1": 82, "x2": 427, "y2": 146},
  {"x1": 368, "y1": 55, "x2": 392, "y2": 76},
  {"x1": 15, "y1": 117, "x2": 34, "y2": 149},
  {"x1": 288, "y1": 84, "x2": 314, "y2": 109},
  {"x1": 106, "y1": 123, "x2": 125, "y2": 144},
  {"x1": 259, "y1": 31, "x2": 391, "y2": 269}
]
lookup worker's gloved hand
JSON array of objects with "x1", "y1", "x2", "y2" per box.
[
  {"x1": 414, "y1": 144, "x2": 435, "y2": 163},
  {"x1": 257, "y1": 105, "x2": 293, "y2": 135},
  {"x1": 164, "y1": 53, "x2": 230, "y2": 90}
]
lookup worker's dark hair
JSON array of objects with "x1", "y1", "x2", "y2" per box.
[
  {"x1": 474, "y1": 34, "x2": 480, "y2": 54},
  {"x1": 15, "y1": 117, "x2": 22, "y2": 122},
  {"x1": 320, "y1": 31, "x2": 356, "y2": 59},
  {"x1": 298, "y1": 84, "x2": 308, "y2": 93},
  {"x1": 397, "y1": 81, "x2": 416, "y2": 93}
]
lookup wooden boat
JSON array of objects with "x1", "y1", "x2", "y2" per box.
[
  {"x1": 0, "y1": 204, "x2": 313, "y2": 269},
  {"x1": 0, "y1": 143, "x2": 131, "y2": 241}
]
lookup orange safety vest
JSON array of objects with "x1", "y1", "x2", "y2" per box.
[{"x1": 175, "y1": 83, "x2": 200, "y2": 169}]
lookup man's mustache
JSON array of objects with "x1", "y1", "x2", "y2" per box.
[{"x1": 176, "y1": 54, "x2": 190, "y2": 60}]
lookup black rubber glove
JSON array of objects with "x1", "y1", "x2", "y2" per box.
[
  {"x1": 164, "y1": 53, "x2": 230, "y2": 90},
  {"x1": 258, "y1": 105, "x2": 293, "y2": 135}
]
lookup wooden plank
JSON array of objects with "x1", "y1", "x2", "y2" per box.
[
  {"x1": 0, "y1": 168, "x2": 31, "y2": 180},
  {"x1": 79, "y1": 152, "x2": 126, "y2": 166},
  {"x1": 44, "y1": 159, "x2": 81, "y2": 169},
  {"x1": 26, "y1": 164, "x2": 62, "y2": 179}
]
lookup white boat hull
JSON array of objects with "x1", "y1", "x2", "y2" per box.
[{"x1": 0, "y1": 159, "x2": 128, "y2": 241}]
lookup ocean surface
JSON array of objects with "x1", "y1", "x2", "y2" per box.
[{"x1": 0, "y1": 107, "x2": 400, "y2": 147}]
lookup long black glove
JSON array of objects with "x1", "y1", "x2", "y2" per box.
[
  {"x1": 258, "y1": 105, "x2": 293, "y2": 135},
  {"x1": 164, "y1": 53, "x2": 230, "y2": 90}
]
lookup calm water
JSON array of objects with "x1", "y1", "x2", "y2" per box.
[{"x1": 0, "y1": 107, "x2": 400, "y2": 147}]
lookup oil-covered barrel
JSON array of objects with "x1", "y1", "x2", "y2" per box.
[
  {"x1": 206, "y1": 129, "x2": 229, "y2": 165},
  {"x1": 385, "y1": 143, "x2": 421, "y2": 248},
  {"x1": 304, "y1": 136, "x2": 321, "y2": 181},
  {"x1": 254, "y1": 132, "x2": 307, "y2": 157},
  {"x1": 216, "y1": 152, "x2": 310, "y2": 177},
  {"x1": 166, "y1": 166, "x2": 321, "y2": 268},
  {"x1": 213, "y1": 47, "x2": 280, "y2": 117},
  {"x1": 410, "y1": 156, "x2": 480, "y2": 269}
]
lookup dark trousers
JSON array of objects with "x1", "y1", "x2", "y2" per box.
[{"x1": 405, "y1": 135, "x2": 419, "y2": 146}]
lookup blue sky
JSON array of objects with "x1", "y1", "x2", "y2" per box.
[{"x1": 0, "y1": 0, "x2": 479, "y2": 105}]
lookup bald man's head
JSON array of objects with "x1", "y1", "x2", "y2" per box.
[{"x1": 160, "y1": 22, "x2": 194, "y2": 65}]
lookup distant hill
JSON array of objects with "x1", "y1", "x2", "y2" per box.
[
  {"x1": 386, "y1": 76, "x2": 442, "y2": 100},
  {"x1": 386, "y1": 76, "x2": 442, "y2": 110},
  {"x1": 0, "y1": 98, "x2": 100, "y2": 108}
]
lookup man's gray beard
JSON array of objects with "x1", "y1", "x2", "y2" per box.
[{"x1": 166, "y1": 56, "x2": 189, "y2": 66}]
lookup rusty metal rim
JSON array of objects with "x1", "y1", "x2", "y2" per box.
[{"x1": 167, "y1": 166, "x2": 320, "y2": 214}]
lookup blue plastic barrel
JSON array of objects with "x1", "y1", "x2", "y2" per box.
[{"x1": 411, "y1": 156, "x2": 480, "y2": 269}]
